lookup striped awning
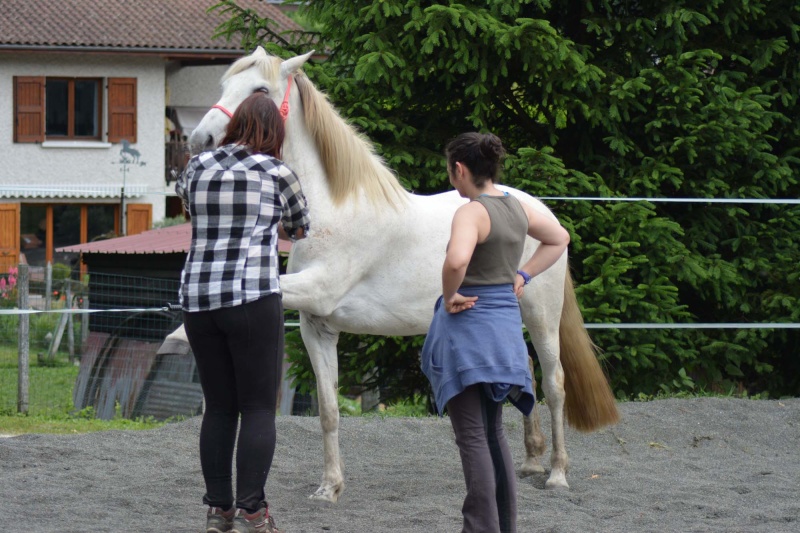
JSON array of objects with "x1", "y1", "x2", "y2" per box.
[{"x1": 0, "y1": 184, "x2": 149, "y2": 199}]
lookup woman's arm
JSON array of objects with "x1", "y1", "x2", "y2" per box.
[
  {"x1": 442, "y1": 203, "x2": 484, "y2": 313},
  {"x1": 174, "y1": 155, "x2": 199, "y2": 215},
  {"x1": 277, "y1": 167, "x2": 310, "y2": 240},
  {"x1": 514, "y1": 202, "x2": 571, "y2": 297}
]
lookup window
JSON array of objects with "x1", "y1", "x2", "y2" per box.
[
  {"x1": 14, "y1": 76, "x2": 137, "y2": 143},
  {"x1": 20, "y1": 204, "x2": 119, "y2": 268},
  {"x1": 45, "y1": 78, "x2": 102, "y2": 139}
]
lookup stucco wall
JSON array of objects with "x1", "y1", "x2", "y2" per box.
[
  {"x1": 166, "y1": 63, "x2": 230, "y2": 107},
  {"x1": 0, "y1": 53, "x2": 167, "y2": 222}
]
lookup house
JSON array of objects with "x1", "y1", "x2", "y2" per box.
[{"x1": 0, "y1": 0, "x2": 303, "y2": 272}]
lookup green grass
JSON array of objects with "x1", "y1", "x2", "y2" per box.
[
  {"x1": 0, "y1": 343, "x2": 166, "y2": 436},
  {"x1": 338, "y1": 393, "x2": 429, "y2": 418},
  {"x1": 0, "y1": 363, "x2": 79, "y2": 415},
  {"x1": 0, "y1": 411, "x2": 164, "y2": 436},
  {"x1": 0, "y1": 344, "x2": 430, "y2": 436}
]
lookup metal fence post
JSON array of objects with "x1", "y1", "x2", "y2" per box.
[{"x1": 17, "y1": 264, "x2": 30, "y2": 414}]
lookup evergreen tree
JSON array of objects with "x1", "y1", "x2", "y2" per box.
[{"x1": 213, "y1": 0, "x2": 800, "y2": 399}]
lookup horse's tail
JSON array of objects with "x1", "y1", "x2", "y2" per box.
[{"x1": 559, "y1": 268, "x2": 620, "y2": 432}]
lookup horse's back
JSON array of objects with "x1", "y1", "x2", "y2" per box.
[{"x1": 317, "y1": 187, "x2": 564, "y2": 336}]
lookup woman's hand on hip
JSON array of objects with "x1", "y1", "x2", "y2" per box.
[
  {"x1": 445, "y1": 293, "x2": 478, "y2": 314},
  {"x1": 514, "y1": 278, "x2": 526, "y2": 299}
]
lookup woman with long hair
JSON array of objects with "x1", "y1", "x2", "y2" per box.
[{"x1": 176, "y1": 92, "x2": 309, "y2": 533}]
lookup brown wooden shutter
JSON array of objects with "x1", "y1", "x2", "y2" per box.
[
  {"x1": 14, "y1": 77, "x2": 45, "y2": 143},
  {"x1": 126, "y1": 203, "x2": 152, "y2": 236},
  {"x1": 0, "y1": 203, "x2": 20, "y2": 271},
  {"x1": 107, "y1": 78, "x2": 137, "y2": 143}
]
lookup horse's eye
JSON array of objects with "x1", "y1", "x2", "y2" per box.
[{"x1": 256, "y1": 87, "x2": 270, "y2": 95}]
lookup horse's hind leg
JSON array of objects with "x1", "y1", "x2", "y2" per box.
[
  {"x1": 300, "y1": 313, "x2": 345, "y2": 502},
  {"x1": 530, "y1": 324, "x2": 569, "y2": 489},
  {"x1": 520, "y1": 357, "x2": 547, "y2": 477},
  {"x1": 521, "y1": 297, "x2": 570, "y2": 490}
]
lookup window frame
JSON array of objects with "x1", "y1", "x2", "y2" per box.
[
  {"x1": 44, "y1": 77, "x2": 104, "y2": 141},
  {"x1": 13, "y1": 76, "x2": 137, "y2": 144}
]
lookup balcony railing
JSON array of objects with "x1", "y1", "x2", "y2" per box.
[{"x1": 165, "y1": 140, "x2": 189, "y2": 186}]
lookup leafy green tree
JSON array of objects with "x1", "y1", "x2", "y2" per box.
[{"x1": 215, "y1": 0, "x2": 800, "y2": 400}]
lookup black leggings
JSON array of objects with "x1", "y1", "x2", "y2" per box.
[
  {"x1": 448, "y1": 384, "x2": 517, "y2": 533},
  {"x1": 183, "y1": 294, "x2": 284, "y2": 512}
]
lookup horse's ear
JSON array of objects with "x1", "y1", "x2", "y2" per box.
[
  {"x1": 253, "y1": 46, "x2": 268, "y2": 58},
  {"x1": 280, "y1": 50, "x2": 315, "y2": 77}
]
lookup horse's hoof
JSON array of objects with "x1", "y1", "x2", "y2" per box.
[
  {"x1": 309, "y1": 484, "x2": 342, "y2": 503},
  {"x1": 544, "y1": 478, "x2": 570, "y2": 491},
  {"x1": 519, "y1": 460, "x2": 546, "y2": 477}
]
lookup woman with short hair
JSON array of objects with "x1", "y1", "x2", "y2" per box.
[{"x1": 422, "y1": 132, "x2": 570, "y2": 533}]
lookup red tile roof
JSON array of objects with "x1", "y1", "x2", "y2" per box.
[
  {"x1": 57, "y1": 222, "x2": 292, "y2": 255},
  {"x1": 0, "y1": 0, "x2": 301, "y2": 53}
]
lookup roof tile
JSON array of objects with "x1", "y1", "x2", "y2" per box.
[
  {"x1": 57, "y1": 223, "x2": 292, "y2": 255},
  {"x1": 0, "y1": 0, "x2": 302, "y2": 52}
]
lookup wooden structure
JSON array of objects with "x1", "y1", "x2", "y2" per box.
[{"x1": 59, "y1": 223, "x2": 293, "y2": 419}]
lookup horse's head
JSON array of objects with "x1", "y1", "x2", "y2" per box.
[{"x1": 188, "y1": 46, "x2": 314, "y2": 154}]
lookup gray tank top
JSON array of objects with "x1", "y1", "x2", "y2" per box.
[{"x1": 461, "y1": 194, "x2": 528, "y2": 287}]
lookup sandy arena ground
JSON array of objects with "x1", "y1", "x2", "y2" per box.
[{"x1": 1, "y1": 397, "x2": 798, "y2": 532}]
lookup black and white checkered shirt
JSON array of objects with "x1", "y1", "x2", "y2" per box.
[{"x1": 176, "y1": 144, "x2": 310, "y2": 311}]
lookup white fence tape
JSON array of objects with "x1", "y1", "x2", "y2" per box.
[
  {"x1": 0, "y1": 307, "x2": 172, "y2": 315},
  {"x1": 3, "y1": 311, "x2": 798, "y2": 329},
  {"x1": 584, "y1": 323, "x2": 800, "y2": 329},
  {"x1": 5, "y1": 193, "x2": 796, "y2": 329},
  {"x1": 539, "y1": 197, "x2": 800, "y2": 204}
]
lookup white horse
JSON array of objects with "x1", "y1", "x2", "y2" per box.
[{"x1": 172, "y1": 46, "x2": 619, "y2": 503}]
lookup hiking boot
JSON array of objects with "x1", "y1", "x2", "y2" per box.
[
  {"x1": 231, "y1": 506, "x2": 282, "y2": 533},
  {"x1": 206, "y1": 506, "x2": 235, "y2": 533}
]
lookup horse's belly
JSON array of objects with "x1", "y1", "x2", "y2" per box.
[{"x1": 326, "y1": 298, "x2": 435, "y2": 336}]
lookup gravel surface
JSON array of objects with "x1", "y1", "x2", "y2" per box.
[{"x1": 1, "y1": 397, "x2": 798, "y2": 532}]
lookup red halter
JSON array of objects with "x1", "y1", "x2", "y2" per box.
[
  {"x1": 211, "y1": 76, "x2": 293, "y2": 122},
  {"x1": 211, "y1": 104, "x2": 233, "y2": 118},
  {"x1": 279, "y1": 76, "x2": 293, "y2": 121}
]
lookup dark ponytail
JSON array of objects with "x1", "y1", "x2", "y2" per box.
[{"x1": 445, "y1": 132, "x2": 506, "y2": 186}]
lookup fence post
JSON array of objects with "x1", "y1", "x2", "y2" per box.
[
  {"x1": 17, "y1": 264, "x2": 30, "y2": 414},
  {"x1": 67, "y1": 282, "x2": 75, "y2": 363},
  {"x1": 45, "y1": 261, "x2": 52, "y2": 311},
  {"x1": 81, "y1": 295, "x2": 89, "y2": 355},
  {"x1": 360, "y1": 368, "x2": 381, "y2": 413},
  {"x1": 279, "y1": 354, "x2": 295, "y2": 416}
]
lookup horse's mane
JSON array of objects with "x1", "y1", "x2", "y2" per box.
[
  {"x1": 222, "y1": 53, "x2": 281, "y2": 84},
  {"x1": 294, "y1": 73, "x2": 408, "y2": 208},
  {"x1": 222, "y1": 53, "x2": 407, "y2": 207}
]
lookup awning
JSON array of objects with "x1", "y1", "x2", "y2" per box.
[
  {"x1": 172, "y1": 106, "x2": 210, "y2": 137},
  {"x1": 0, "y1": 184, "x2": 149, "y2": 199}
]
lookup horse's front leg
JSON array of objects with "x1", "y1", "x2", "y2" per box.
[{"x1": 300, "y1": 312, "x2": 345, "y2": 502}]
